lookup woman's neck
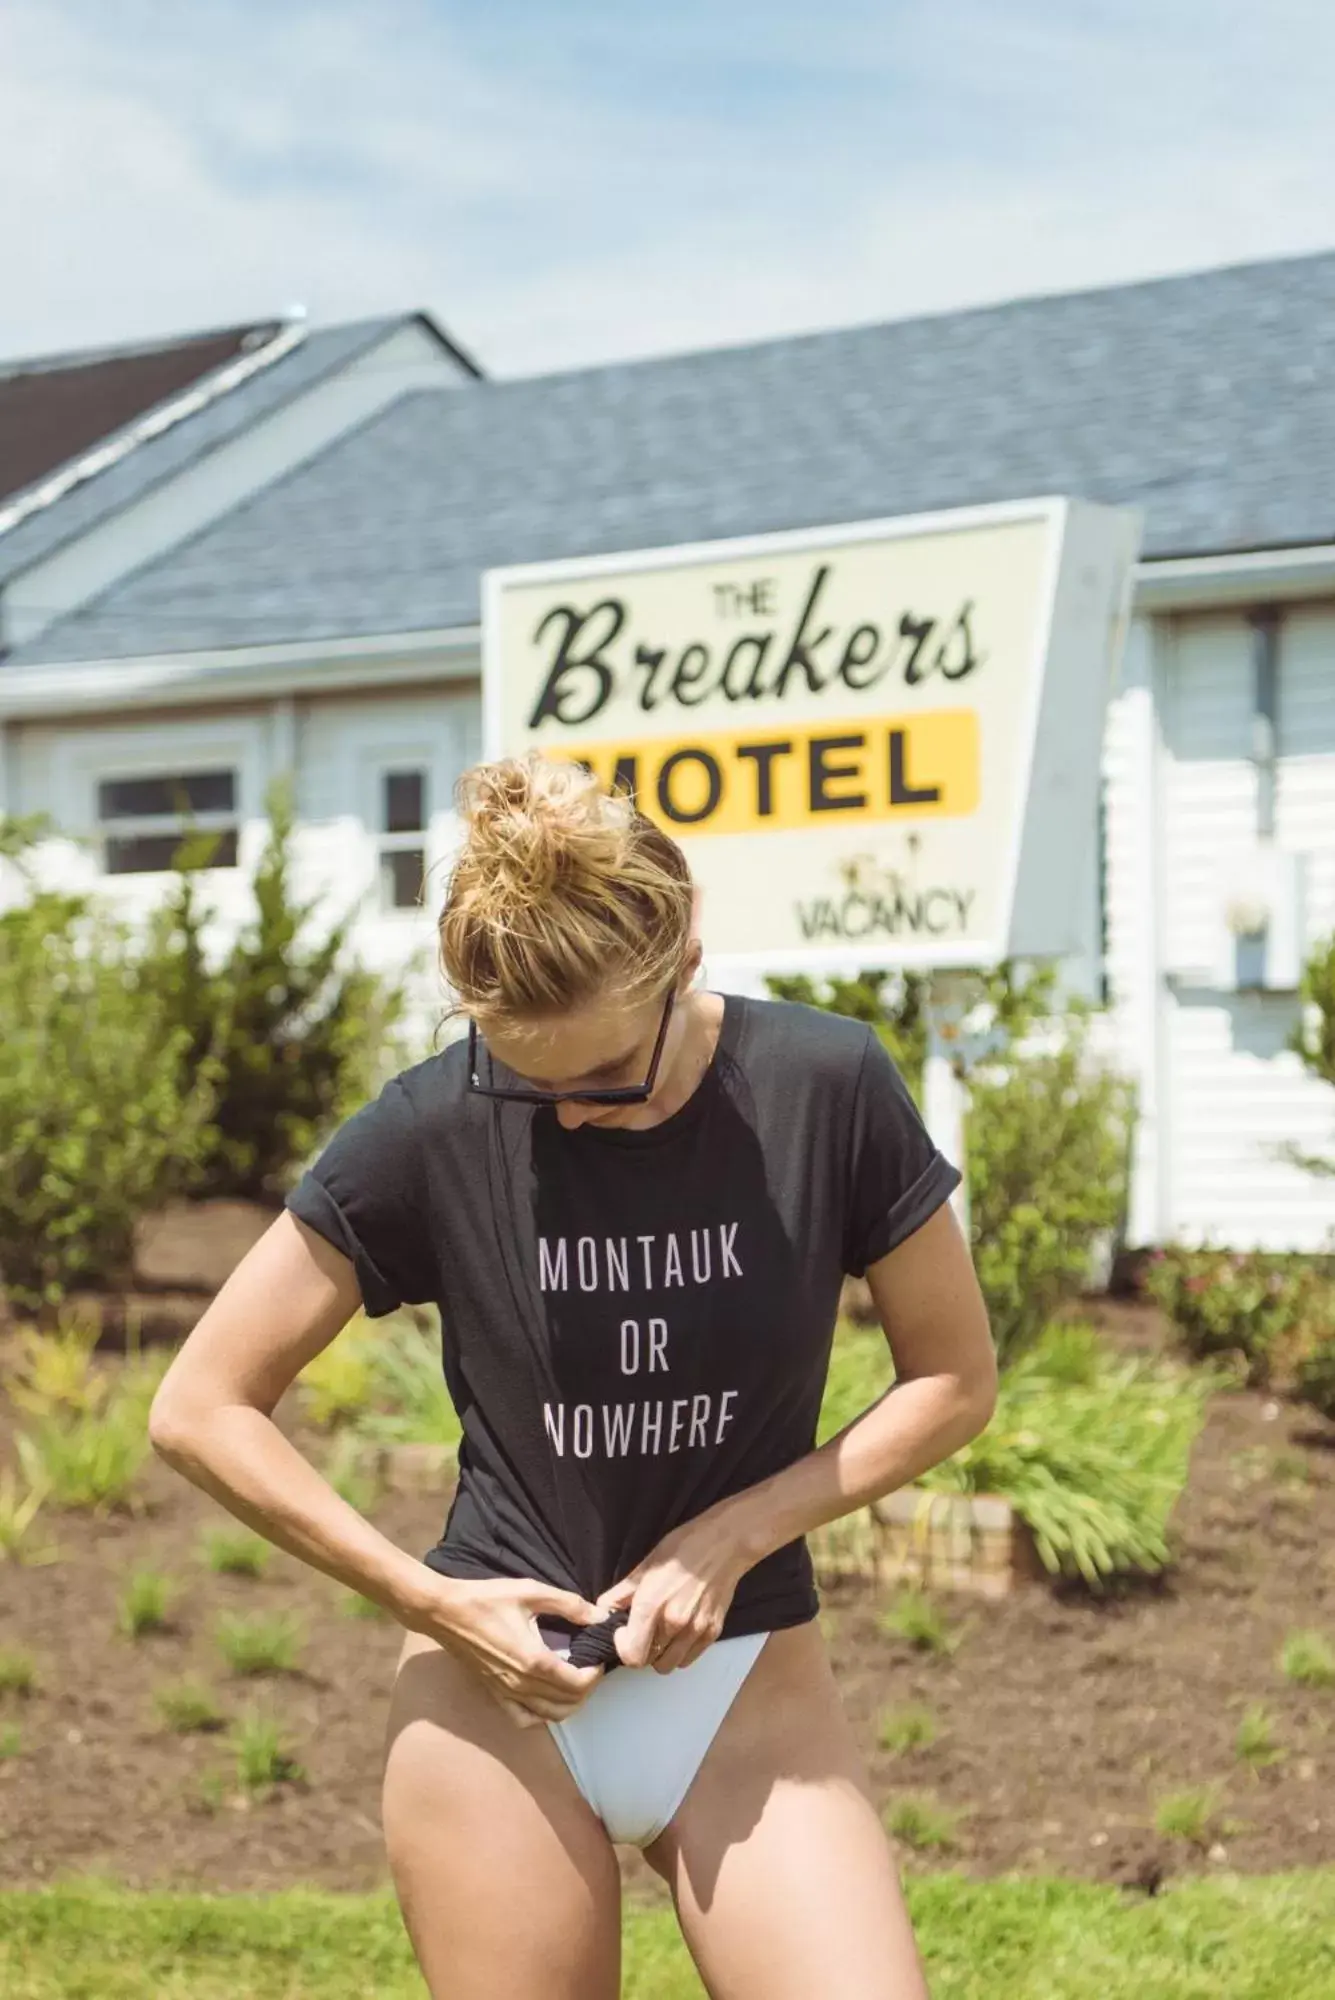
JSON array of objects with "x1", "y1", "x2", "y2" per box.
[{"x1": 619, "y1": 988, "x2": 724, "y2": 1130}]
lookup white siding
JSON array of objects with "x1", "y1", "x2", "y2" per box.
[
  {"x1": 1101, "y1": 613, "x2": 1162, "y2": 1245},
  {"x1": 1154, "y1": 607, "x2": 1335, "y2": 1250},
  {"x1": 5, "y1": 682, "x2": 484, "y2": 1053}
]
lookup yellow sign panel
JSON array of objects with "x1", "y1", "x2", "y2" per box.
[{"x1": 552, "y1": 709, "x2": 979, "y2": 838}]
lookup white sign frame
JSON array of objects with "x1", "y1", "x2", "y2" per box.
[{"x1": 482, "y1": 495, "x2": 1141, "y2": 977}]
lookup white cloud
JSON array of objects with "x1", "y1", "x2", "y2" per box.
[{"x1": 2, "y1": 0, "x2": 1334, "y2": 377}]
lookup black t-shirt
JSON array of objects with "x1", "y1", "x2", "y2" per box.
[{"x1": 284, "y1": 994, "x2": 960, "y2": 1644}]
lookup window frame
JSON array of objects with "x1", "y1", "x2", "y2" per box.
[{"x1": 373, "y1": 759, "x2": 430, "y2": 914}]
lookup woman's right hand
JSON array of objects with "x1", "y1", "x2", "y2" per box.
[{"x1": 410, "y1": 1574, "x2": 606, "y2": 1728}]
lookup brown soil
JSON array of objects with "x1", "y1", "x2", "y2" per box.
[{"x1": 2, "y1": 1218, "x2": 1334, "y2": 1900}]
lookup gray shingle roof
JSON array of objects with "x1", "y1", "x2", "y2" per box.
[
  {"x1": 0, "y1": 313, "x2": 480, "y2": 588},
  {"x1": 13, "y1": 250, "x2": 1335, "y2": 665}
]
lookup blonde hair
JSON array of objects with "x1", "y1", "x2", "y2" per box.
[{"x1": 439, "y1": 753, "x2": 695, "y2": 1026}]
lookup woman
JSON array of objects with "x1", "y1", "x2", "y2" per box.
[{"x1": 149, "y1": 752, "x2": 997, "y2": 1999}]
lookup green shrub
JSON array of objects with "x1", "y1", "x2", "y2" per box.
[
  {"x1": 142, "y1": 783, "x2": 409, "y2": 1201},
  {"x1": 1279, "y1": 1629, "x2": 1335, "y2": 1689},
  {"x1": 877, "y1": 1702, "x2": 938, "y2": 1755},
  {"x1": 215, "y1": 1609, "x2": 305, "y2": 1677},
  {"x1": 877, "y1": 1587, "x2": 962, "y2": 1655},
  {"x1": 1144, "y1": 1248, "x2": 1332, "y2": 1387},
  {"x1": 883, "y1": 1791, "x2": 965, "y2": 1851},
  {"x1": 965, "y1": 993, "x2": 1134, "y2": 1365},
  {"x1": 1154, "y1": 1782, "x2": 1226, "y2": 1848},
  {"x1": 0, "y1": 880, "x2": 219, "y2": 1309},
  {"x1": 921, "y1": 1321, "x2": 1219, "y2": 1585},
  {"x1": 1287, "y1": 931, "x2": 1335, "y2": 1179},
  {"x1": 1293, "y1": 1336, "x2": 1335, "y2": 1422},
  {"x1": 15, "y1": 1389, "x2": 154, "y2": 1514},
  {"x1": 768, "y1": 962, "x2": 1135, "y2": 1367}
]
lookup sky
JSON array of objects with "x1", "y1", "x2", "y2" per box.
[{"x1": 5, "y1": 0, "x2": 1335, "y2": 378}]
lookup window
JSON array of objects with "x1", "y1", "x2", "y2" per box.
[
  {"x1": 378, "y1": 768, "x2": 427, "y2": 910},
  {"x1": 97, "y1": 769, "x2": 239, "y2": 874}
]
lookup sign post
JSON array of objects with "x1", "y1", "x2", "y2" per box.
[{"x1": 483, "y1": 496, "x2": 1142, "y2": 1194}]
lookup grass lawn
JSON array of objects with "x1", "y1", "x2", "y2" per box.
[{"x1": 2, "y1": 1870, "x2": 1334, "y2": 1998}]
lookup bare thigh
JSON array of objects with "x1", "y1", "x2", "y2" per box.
[
  {"x1": 381, "y1": 1627, "x2": 621, "y2": 2000},
  {"x1": 644, "y1": 1623, "x2": 930, "y2": 2000}
]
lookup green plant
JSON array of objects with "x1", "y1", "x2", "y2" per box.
[
  {"x1": 353, "y1": 1313, "x2": 461, "y2": 1454},
  {"x1": 1144, "y1": 1248, "x2": 1331, "y2": 1387},
  {"x1": 117, "y1": 1568, "x2": 180, "y2": 1638},
  {"x1": 1293, "y1": 1337, "x2": 1335, "y2": 1423},
  {"x1": 923, "y1": 1320, "x2": 1215, "y2": 1584},
  {"x1": 921, "y1": 1321, "x2": 1218, "y2": 1585},
  {"x1": 1, "y1": 1313, "x2": 108, "y2": 1418},
  {"x1": 321, "y1": 1432, "x2": 383, "y2": 1516},
  {"x1": 0, "y1": 1647, "x2": 37, "y2": 1696},
  {"x1": 1154, "y1": 1782, "x2": 1226, "y2": 1847},
  {"x1": 0, "y1": 874, "x2": 219, "y2": 1309},
  {"x1": 768, "y1": 961, "x2": 1135, "y2": 1366},
  {"x1": 0, "y1": 1464, "x2": 63, "y2": 1566},
  {"x1": 1236, "y1": 1704, "x2": 1284, "y2": 1770},
  {"x1": 883, "y1": 1791, "x2": 964, "y2": 1851},
  {"x1": 877, "y1": 1702, "x2": 938, "y2": 1756},
  {"x1": 142, "y1": 783, "x2": 408, "y2": 1202},
  {"x1": 817, "y1": 1324, "x2": 895, "y2": 1444},
  {"x1": 1287, "y1": 932, "x2": 1335, "y2": 1178},
  {"x1": 154, "y1": 1677, "x2": 227, "y2": 1734},
  {"x1": 1279, "y1": 1629, "x2": 1335, "y2": 1689},
  {"x1": 877, "y1": 1587, "x2": 960, "y2": 1655},
  {"x1": 199, "y1": 1526, "x2": 273, "y2": 1578},
  {"x1": 215, "y1": 1610, "x2": 306, "y2": 1677},
  {"x1": 0, "y1": 1722, "x2": 21, "y2": 1759},
  {"x1": 233, "y1": 1703, "x2": 307, "y2": 1792},
  {"x1": 966, "y1": 999, "x2": 1134, "y2": 1365},
  {"x1": 297, "y1": 1318, "x2": 378, "y2": 1430},
  {"x1": 15, "y1": 1391, "x2": 153, "y2": 1514}
]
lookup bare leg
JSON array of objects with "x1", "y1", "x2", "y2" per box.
[
  {"x1": 381, "y1": 1627, "x2": 622, "y2": 2000},
  {"x1": 644, "y1": 1623, "x2": 930, "y2": 1999}
]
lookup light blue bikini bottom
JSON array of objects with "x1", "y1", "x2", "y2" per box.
[{"x1": 543, "y1": 1630, "x2": 770, "y2": 1847}]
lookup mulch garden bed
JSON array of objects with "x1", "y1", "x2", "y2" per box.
[{"x1": 2, "y1": 1207, "x2": 1333, "y2": 1901}]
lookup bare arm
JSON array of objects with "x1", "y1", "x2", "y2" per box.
[
  {"x1": 148, "y1": 1211, "x2": 440, "y2": 1622},
  {"x1": 604, "y1": 1201, "x2": 998, "y2": 1670},
  {"x1": 148, "y1": 1211, "x2": 604, "y2": 1722}
]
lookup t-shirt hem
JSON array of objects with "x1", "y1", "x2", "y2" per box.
[
  {"x1": 849, "y1": 1152, "x2": 962, "y2": 1277},
  {"x1": 285, "y1": 1175, "x2": 401, "y2": 1318},
  {"x1": 421, "y1": 1546, "x2": 819, "y2": 1642}
]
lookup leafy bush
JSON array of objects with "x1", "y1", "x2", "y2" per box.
[
  {"x1": 1293, "y1": 1336, "x2": 1335, "y2": 1423},
  {"x1": 0, "y1": 883, "x2": 218, "y2": 1309},
  {"x1": 1287, "y1": 931, "x2": 1335, "y2": 1179},
  {"x1": 966, "y1": 1005, "x2": 1134, "y2": 1365},
  {"x1": 1144, "y1": 1248, "x2": 1332, "y2": 1388},
  {"x1": 143, "y1": 783, "x2": 408, "y2": 1201},
  {"x1": 920, "y1": 1320, "x2": 1220, "y2": 1585},
  {"x1": 770, "y1": 962, "x2": 1135, "y2": 1366}
]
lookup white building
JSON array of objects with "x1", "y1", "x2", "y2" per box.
[{"x1": 2, "y1": 255, "x2": 1335, "y2": 1253}]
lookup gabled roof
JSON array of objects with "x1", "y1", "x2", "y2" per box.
[
  {"x1": 0, "y1": 321, "x2": 284, "y2": 506},
  {"x1": 12, "y1": 248, "x2": 1335, "y2": 665},
  {"x1": 0, "y1": 311, "x2": 483, "y2": 588}
]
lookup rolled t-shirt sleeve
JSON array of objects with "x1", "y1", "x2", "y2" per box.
[
  {"x1": 843, "y1": 1029, "x2": 962, "y2": 1277},
  {"x1": 284, "y1": 1077, "x2": 434, "y2": 1317}
]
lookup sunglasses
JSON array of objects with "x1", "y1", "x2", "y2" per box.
[{"x1": 466, "y1": 989, "x2": 677, "y2": 1106}]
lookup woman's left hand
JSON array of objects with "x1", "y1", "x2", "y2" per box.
[{"x1": 596, "y1": 1508, "x2": 750, "y2": 1673}]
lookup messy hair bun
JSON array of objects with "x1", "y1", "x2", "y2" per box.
[{"x1": 439, "y1": 752, "x2": 694, "y2": 1024}]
